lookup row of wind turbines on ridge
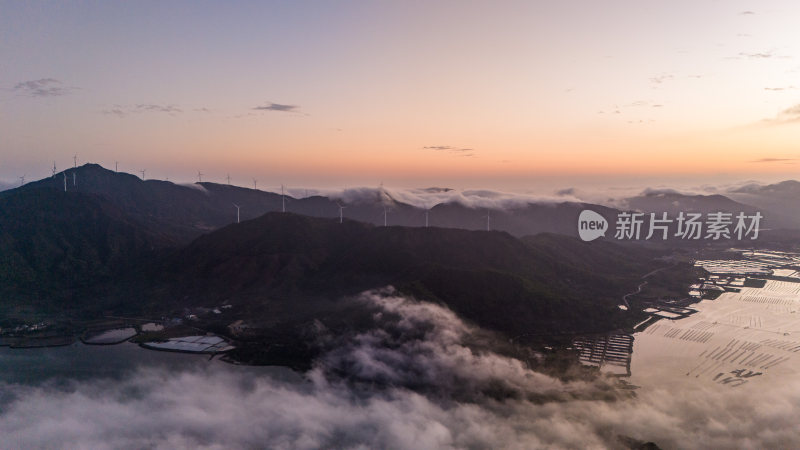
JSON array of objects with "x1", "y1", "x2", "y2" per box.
[{"x1": 31, "y1": 157, "x2": 493, "y2": 230}]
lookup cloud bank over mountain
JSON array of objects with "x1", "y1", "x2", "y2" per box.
[{"x1": 291, "y1": 178, "x2": 797, "y2": 212}]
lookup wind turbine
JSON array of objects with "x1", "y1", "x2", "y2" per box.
[
  {"x1": 73, "y1": 154, "x2": 77, "y2": 168},
  {"x1": 252, "y1": 179, "x2": 258, "y2": 190},
  {"x1": 140, "y1": 169, "x2": 146, "y2": 180},
  {"x1": 115, "y1": 161, "x2": 118, "y2": 172},
  {"x1": 336, "y1": 201, "x2": 346, "y2": 223},
  {"x1": 197, "y1": 171, "x2": 203, "y2": 183},
  {"x1": 226, "y1": 173, "x2": 231, "y2": 185},
  {"x1": 19, "y1": 175, "x2": 25, "y2": 187},
  {"x1": 233, "y1": 203, "x2": 240, "y2": 223},
  {"x1": 52, "y1": 162, "x2": 56, "y2": 178}
]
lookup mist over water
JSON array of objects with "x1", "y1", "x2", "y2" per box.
[{"x1": 2, "y1": 289, "x2": 799, "y2": 449}]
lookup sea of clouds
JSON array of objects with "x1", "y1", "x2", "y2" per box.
[
  {"x1": 288, "y1": 179, "x2": 776, "y2": 212},
  {"x1": 2, "y1": 289, "x2": 799, "y2": 449}
]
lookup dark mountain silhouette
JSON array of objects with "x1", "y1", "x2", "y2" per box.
[
  {"x1": 627, "y1": 191, "x2": 800, "y2": 230},
  {"x1": 427, "y1": 201, "x2": 620, "y2": 237},
  {"x1": 141, "y1": 213, "x2": 665, "y2": 338},
  {"x1": 14, "y1": 164, "x2": 626, "y2": 242},
  {"x1": 730, "y1": 180, "x2": 800, "y2": 196},
  {"x1": 0, "y1": 167, "x2": 715, "y2": 335},
  {"x1": 16, "y1": 164, "x2": 286, "y2": 241},
  {"x1": 13, "y1": 166, "x2": 800, "y2": 248},
  {"x1": 625, "y1": 192, "x2": 756, "y2": 216},
  {"x1": 726, "y1": 180, "x2": 800, "y2": 228},
  {"x1": 0, "y1": 184, "x2": 670, "y2": 343},
  {"x1": 0, "y1": 188, "x2": 170, "y2": 316},
  {"x1": 0, "y1": 168, "x2": 706, "y2": 368}
]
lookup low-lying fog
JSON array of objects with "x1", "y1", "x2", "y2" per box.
[{"x1": 2, "y1": 289, "x2": 799, "y2": 449}]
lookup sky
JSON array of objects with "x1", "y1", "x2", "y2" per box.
[{"x1": 1, "y1": 0, "x2": 799, "y2": 191}]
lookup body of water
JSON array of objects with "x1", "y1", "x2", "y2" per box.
[
  {"x1": 630, "y1": 278, "x2": 800, "y2": 390},
  {"x1": 0, "y1": 341, "x2": 300, "y2": 387}
]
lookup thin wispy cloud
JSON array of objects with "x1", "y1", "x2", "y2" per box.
[
  {"x1": 739, "y1": 10, "x2": 756, "y2": 15},
  {"x1": 102, "y1": 104, "x2": 183, "y2": 117},
  {"x1": 102, "y1": 108, "x2": 127, "y2": 118},
  {"x1": 556, "y1": 187, "x2": 575, "y2": 196},
  {"x1": 727, "y1": 49, "x2": 793, "y2": 61},
  {"x1": 624, "y1": 100, "x2": 664, "y2": 108},
  {"x1": 764, "y1": 86, "x2": 795, "y2": 91},
  {"x1": 253, "y1": 102, "x2": 300, "y2": 113},
  {"x1": 424, "y1": 145, "x2": 475, "y2": 157},
  {"x1": 424, "y1": 145, "x2": 472, "y2": 152},
  {"x1": 13, "y1": 78, "x2": 75, "y2": 97},
  {"x1": 597, "y1": 107, "x2": 621, "y2": 115},
  {"x1": 649, "y1": 74, "x2": 674, "y2": 85},
  {"x1": 750, "y1": 157, "x2": 797, "y2": 163},
  {"x1": 783, "y1": 104, "x2": 800, "y2": 116},
  {"x1": 739, "y1": 51, "x2": 774, "y2": 59},
  {"x1": 230, "y1": 112, "x2": 258, "y2": 119},
  {"x1": 599, "y1": 100, "x2": 662, "y2": 123},
  {"x1": 778, "y1": 107, "x2": 800, "y2": 121},
  {"x1": 135, "y1": 104, "x2": 182, "y2": 114},
  {"x1": 759, "y1": 104, "x2": 800, "y2": 126}
]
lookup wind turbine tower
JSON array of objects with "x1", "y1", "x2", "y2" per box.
[
  {"x1": 115, "y1": 161, "x2": 118, "y2": 172},
  {"x1": 233, "y1": 203, "x2": 240, "y2": 223},
  {"x1": 336, "y1": 202, "x2": 346, "y2": 223},
  {"x1": 19, "y1": 175, "x2": 25, "y2": 187},
  {"x1": 140, "y1": 169, "x2": 146, "y2": 180},
  {"x1": 253, "y1": 179, "x2": 258, "y2": 190},
  {"x1": 226, "y1": 173, "x2": 231, "y2": 185},
  {"x1": 197, "y1": 171, "x2": 203, "y2": 183},
  {"x1": 73, "y1": 154, "x2": 77, "y2": 168},
  {"x1": 52, "y1": 162, "x2": 56, "y2": 178}
]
